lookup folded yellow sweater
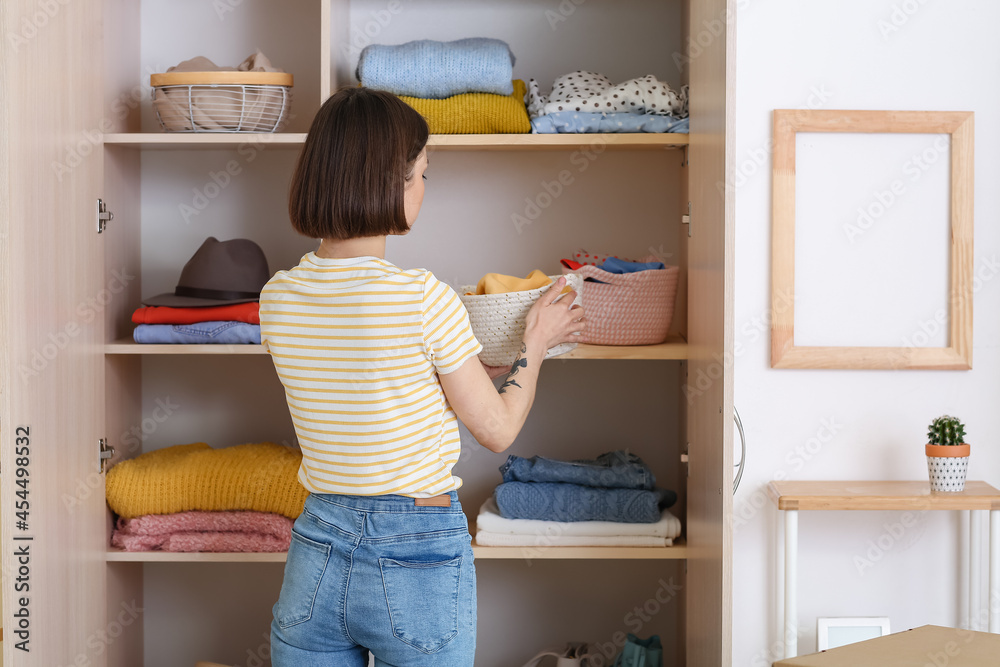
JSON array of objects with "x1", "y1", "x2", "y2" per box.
[
  {"x1": 106, "y1": 442, "x2": 309, "y2": 520},
  {"x1": 400, "y1": 79, "x2": 531, "y2": 134},
  {"x1": 469, "y1": 269, "x2": 552, "y2": 295}
]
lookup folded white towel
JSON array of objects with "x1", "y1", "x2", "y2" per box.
[
  {"x1": 476, "y1": 498, "x2": 682, "y2": 539},
  {"x1": 475, "y1": 531, "x2": 672, "y2": 548}
]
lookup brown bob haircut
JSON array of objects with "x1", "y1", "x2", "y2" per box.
[{"x1": 289, "y1": 87, "x2": 429, "y2": 239}]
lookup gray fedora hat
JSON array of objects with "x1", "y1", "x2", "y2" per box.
[{"x1": 142, "y1": 237, "x2": 270, "y2": 307}]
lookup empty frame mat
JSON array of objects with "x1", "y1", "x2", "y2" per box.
[{"x1": 770, "y1": 109, "x2": 974, "y2": 370}]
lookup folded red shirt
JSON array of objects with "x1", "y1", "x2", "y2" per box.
[
  {"x1": 560, "y1": 259, "x2": 585, "y2": 270},
  {"x1": 132, "y1": 302, "x2": 260, "y2": 325}
]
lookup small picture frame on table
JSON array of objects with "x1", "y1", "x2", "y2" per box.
[{"x1": 817, "y1": 617, "x2": 891, "y2": 651}]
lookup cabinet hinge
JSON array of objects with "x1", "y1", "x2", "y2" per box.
[
  {"x1": 99, "y1": 438, "x2": 115, "y2": 473},
  {"x1": 681, "y1": 202, "x2": 691, "y2": 237},
  {"x1": 97, "y1": 198, "x2": 114, "y2": 234},
  {"x1": 681, "y1": 444, "x2": 690, "y2": 478}
]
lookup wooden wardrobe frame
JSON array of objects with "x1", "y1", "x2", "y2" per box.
[{"x1": 0, "y1": 1, "x2": 735, "y2": 664}]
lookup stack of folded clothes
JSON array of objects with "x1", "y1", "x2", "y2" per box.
[
  {"x1": 561, "y1": 255, "x2": 666, "y2": 283},
  {"x1": 132, "y1": 302, "x2": 261, "y2": 344},
  {"x1": 476, "y1": 451, "x2": 681, "y2": 547},
  {"x1": 105, "y1": 441, "x2": 309, "y2": 552},
  {"x1": 527, "y1": 71, "x2": 689, "y2": 134},
  {"x1": 356, "y1": 38, "x2": 531, "y2": 134},
  {"x1": 133, "y1": 237, "x2": 268, "y2": 344}
]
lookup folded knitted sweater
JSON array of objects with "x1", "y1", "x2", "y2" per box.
[
  {"x1": 357, "y1": 38, "x2": 515, "y2": 99},
  {"x1": 495, "y1": 482, "x2": 677, "y2": 523},
  {"x1": 399, "y1": 79, "x2": 530, "y2": 135},
  {"x1": 106, "y1": 442, "x2": 309, "y2": 519},
  {"x1": 111, "y1": 510, "x2": 293, "y2": 553}
]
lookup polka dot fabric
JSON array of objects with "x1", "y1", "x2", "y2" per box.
[
  {"x1": 527, "y1": 71, "x2": 689, "y2": 120},
  {"x1": 572, "y1": 249, "x2": 633, "y2": 267}
]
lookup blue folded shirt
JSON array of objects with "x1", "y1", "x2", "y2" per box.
[
  {"x1": 494, "y1": 482, "x2": 677, "y2": 523},
  {"x1": 599, "y1": 257, "x2": 666, "y2": 274},
  {"x1": 356, "y1": 38, "x2": 515, "y2": 99},
  {"x1": 133, "y1": 321, "x2": 261, "y2": 344},
  {"x1": 500, "y1": 450, "x2": 656, "y2": 490},
  {"x1": 531, "y1": 111, "x2": 689, "y2": 134}
]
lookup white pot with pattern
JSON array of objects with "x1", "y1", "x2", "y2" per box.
[{"x1": 925, "y1": 443, "x2": 970, "y2": 492}]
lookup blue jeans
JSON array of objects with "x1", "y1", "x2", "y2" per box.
[
  {"x1": 270, "y1": 491, "x2": 476, "y2": 667},
  {"x1": 499, "y1": 450, "x2": 656, "y2": 490},
  {"x1": 132, "y1": 321, "x2": 261, "y2": 344}
]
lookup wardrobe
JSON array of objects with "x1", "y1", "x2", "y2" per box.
[{"x1": 0, "y1": 0, "x2": 734, "y2": 665}]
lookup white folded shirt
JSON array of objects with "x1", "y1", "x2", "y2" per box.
[
  {"x1": 475, "y1": 531, "x2": 673, "y2": 548},
  {"x1": 476, "y1": 497, "x2": 682, "y2": 539}
]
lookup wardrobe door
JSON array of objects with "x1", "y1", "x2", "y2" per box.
[
  {"x1": 684, "y1": 0, "x2": 736, "y2": 664},
  {"x1": 0, "y1": 0, "x2": 108, "y2": 665}
]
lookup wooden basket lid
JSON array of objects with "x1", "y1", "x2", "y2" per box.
[{"x1": 151, "y1": 71, "x2": 293, "y2": 87}]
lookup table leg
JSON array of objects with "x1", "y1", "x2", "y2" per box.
[
  {"x1": 776, "y1": 504, "x2": 784, "y2": 656},
  {"x1": 785, "y1": 509, "x2": 798, "y2": 657},
  {"x1": 971, "y1": 510, "x2": 982, "y2": 631},
  {"x1": 990, "y1": 510, "x2": 999, "y2": 633}
]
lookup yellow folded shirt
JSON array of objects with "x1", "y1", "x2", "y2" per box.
[
  {"x1": 471, "y1": 269, "x2": 552, "y2": 295},
  {"x1": 400, "y1": 79, "x2": 531, "y2": 134},
  {"x1": 106, "y1": 441, "x2": 309, "y2": 520}
]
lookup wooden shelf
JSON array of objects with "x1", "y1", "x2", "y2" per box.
[
  {"x1": 561, "y1": 335, "x2": 687, "y2": 359},
  {"x1": 106, "y1": 549, "x2": 287, "y2": 563},
  {"x1": 103, "y1": 133, "x2": 688, "y2": 151},
  {"x1": 105, "y1": 335, "x2": 687, "y2": 359},
  {"x1": 106, "y1": 539, "x2": 686, "y2": 562},
  {"x1": 768, "y1": 480, "x2": 1000, "y2": 511},
  {"x1": 470, "y1": 537, "x2": 687, "y2": 560},
  {"x1": 103, "y1": 132, "x2": 308, "y2": 149},
  {"x1": 426, "y1": 134, "x2": 689, "y2": 151},
  {"x1": 105, "y1": 339, "x2": 267, "y2": 355}
]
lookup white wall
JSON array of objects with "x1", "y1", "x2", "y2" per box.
[{"x1": 734, "y1": 0, "x2": 1000, "y2": 663}]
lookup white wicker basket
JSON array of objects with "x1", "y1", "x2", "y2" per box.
[
  {"x1": 151, "y1": 71, "x2": 293, "y2": 133},
  {"x1": 459, "y1": 273, "x2": 584, "y2": 366}
]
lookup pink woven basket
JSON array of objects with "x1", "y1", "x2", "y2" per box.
[{"x1": 562, "y1": 255, "x2": 679, "y2": 345}]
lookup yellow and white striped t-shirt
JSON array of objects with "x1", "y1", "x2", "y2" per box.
[{"x1": 259, "y1": 253, "x2": 482, "y2": 497}]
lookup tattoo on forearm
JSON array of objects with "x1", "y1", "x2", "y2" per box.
[{"x1": 498, "y1": 343, "x2": 528, "y2": 394}]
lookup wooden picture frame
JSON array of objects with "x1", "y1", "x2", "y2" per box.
[{"x1": 771, "y1": 110, "x2": 974, "y2": 370}]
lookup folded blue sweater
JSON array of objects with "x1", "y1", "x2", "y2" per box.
[
  {"x1": 356, "y1": 38, "x2": 515, "y2": 99},
  {"x1": 494, "y1": 482, "x2": 677, "y2": 523},
  {"x1": 599, "y1": 257, "x2": 666, "y2": 274}
]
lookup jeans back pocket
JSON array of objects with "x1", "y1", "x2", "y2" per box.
[
  {"x1": 379, "y1": 556, "x2": 463, "y2": 653},
  {"x1": 274, "y1": 530, "x2": 331, "y2": 629}
]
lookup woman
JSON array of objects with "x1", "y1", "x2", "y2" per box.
[{"x1": 261, "y1": 87, "x2": 585, "y2": 667}]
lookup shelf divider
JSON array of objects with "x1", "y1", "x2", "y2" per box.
[
  {"x1": 103, "y1": 133, "x2": 689, "y2": 151},
  {"x1": 105, "y1": 335, "x2": 687, "y2": 360},
  {"x1": 106, "y1": 539, "x2": 686, "y2": 563}
]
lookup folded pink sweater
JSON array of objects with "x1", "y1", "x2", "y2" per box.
[{"x1": 112, "y1": 510, "x2": 293, "y2": 552}]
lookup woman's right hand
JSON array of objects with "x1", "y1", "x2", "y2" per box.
[{"x1": 523, "y1": 277, "x2": 586, "y2": 350}]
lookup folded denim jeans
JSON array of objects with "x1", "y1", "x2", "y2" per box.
[
  {"x1": 499, "y1": 450, "x2": 656, "y2": 490},
  {"x1": 494, "y1": 482, "x2": 676, "y2": 523},
  {"x1": 133, "y1": 321, "x2": 261, "y2": 344}
]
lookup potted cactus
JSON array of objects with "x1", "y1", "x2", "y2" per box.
[{"x1": 926, "y1": 415, "x2": 970, "y2": 492}]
